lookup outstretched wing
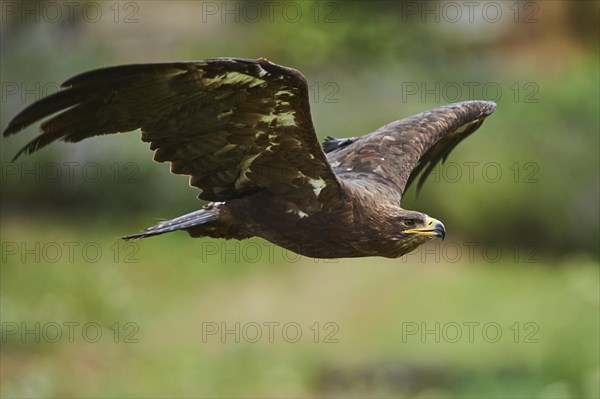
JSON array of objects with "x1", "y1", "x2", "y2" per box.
[
  {"x1": 325, "y1": 101, "x2": 496, "y2": 201},
  {"x1": 3, "y1": 58, "x2": 340, "y2": 204}
]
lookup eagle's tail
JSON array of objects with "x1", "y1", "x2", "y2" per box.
[{"x1": 122, "y1": 209, "x2": 220, "y2": 240}]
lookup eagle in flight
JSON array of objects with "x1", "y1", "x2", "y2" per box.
[{"x1": 4, "y1": 58, "x2": 496, "y2": 258}]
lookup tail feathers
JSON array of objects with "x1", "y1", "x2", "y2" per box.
[{"x1": 122, "y1": 209, "x2": 219, "y2": 240}]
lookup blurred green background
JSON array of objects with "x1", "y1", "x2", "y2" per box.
[{"x1": 1, "y1": 1, "x2": 598, "y2": 397}]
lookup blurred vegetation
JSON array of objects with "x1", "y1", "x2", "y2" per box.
[
  {"x1": 1, "y1": 0, "x2": 599, "y2": 398},
  {"x1": 2, "y1": 221, "x2": 598, "y2": 398}
]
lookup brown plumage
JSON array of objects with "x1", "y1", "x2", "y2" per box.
[{"x1": 3, "y1": 58, "x2": 496, "y2": 258}]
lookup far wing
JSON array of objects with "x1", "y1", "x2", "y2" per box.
[
  {"x1": 325, "y1": 101, "x2": 496, "y2": 200},
  {"x1": 4, "y1": 58, "x2": 340, "y2": 206}
]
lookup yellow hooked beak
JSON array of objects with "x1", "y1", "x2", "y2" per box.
[{"x1": 404, "y1": 216, "x2": 446, "y2": 240}]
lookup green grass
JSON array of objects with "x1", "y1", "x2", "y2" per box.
[{"x1": 1, "y1": 218, "x2": 598, "y2": 398}]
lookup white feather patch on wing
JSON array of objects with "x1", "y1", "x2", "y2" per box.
[
  {"x1": 202, "y1": 72, "x2": 265, "y2": 88},
  {"x1": 308, "y1": 177, "x2": 326, "y2": 196},
  {"x1": 286, "y1": 208, "x2": 308, "y2": 218}
]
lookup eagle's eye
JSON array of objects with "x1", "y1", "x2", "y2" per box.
[{"x1": 403, "y1": 219, "x2": 416, "y2": 228}]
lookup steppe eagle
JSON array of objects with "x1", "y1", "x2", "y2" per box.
[{"x1": 3, "y1": 58, "x2": 496, "y2": 258}]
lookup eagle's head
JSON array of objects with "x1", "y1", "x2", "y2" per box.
[
  {"x1": 381, "y1": 210, "x2": 446, "y2": 257},
  {"x1": 396, "y1": 211, "x2": 446, "y2": 240}
]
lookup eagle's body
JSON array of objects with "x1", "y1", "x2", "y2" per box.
[
  {"x1": 202, "y1": 185, "x2": 412, "y2": 259},
  {"x1": 4, "y1": 58, "x2": 496, "y2": 258}
]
